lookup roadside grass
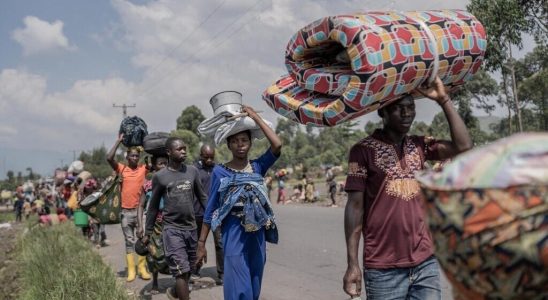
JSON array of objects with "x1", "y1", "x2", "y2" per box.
[
  {"x1": 0, "y1": 211, "x2": 15, "y2": 223},
  {"x1": 18, "y1": 222, "x2": 129, "y2": 300}
]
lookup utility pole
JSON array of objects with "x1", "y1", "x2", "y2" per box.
[
  {"x1": 112, "y1": 103, "x2": 136, "y2": 118},
  {"x1": 69, "y1": 150, "x2": 79, "y2": 161}
]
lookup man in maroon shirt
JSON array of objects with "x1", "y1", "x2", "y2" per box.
[{"x1": 343, "y1": 77, "x2": 473, "y2": 300}]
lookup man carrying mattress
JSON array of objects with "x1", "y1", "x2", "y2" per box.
[{"x1": 343, "y1": 77, "x2": 473, "y2": 300}]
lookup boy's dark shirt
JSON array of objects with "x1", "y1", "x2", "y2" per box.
[
  {"x1": 345, "y1": 129, "x2": 442, "y2": 269},
  {"x1": 145, "y1": 165, "x2": 207, "y2": 234}
]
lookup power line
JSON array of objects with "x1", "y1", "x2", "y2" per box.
[
  {"x1": 68, "y1": 150, "x2": 80, "y2": 161},
  {"x1": 143, "y1": 0, "x2": 228, "y2": 80},
  {"x1": 135, "y1": 0, "x2": 265, "y2": 100}
]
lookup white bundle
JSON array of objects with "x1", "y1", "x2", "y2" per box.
[
  {"x1": 199, "y1": 91, "x2": 272, "y2": 146},
  {"x1": 198, "y1": 112, "x2": 272, "y2": 146},
  {"x1": 68, "y1": 160, "x2": 84, "y2": 174}
]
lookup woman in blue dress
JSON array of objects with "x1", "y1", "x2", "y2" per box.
[{"x1": 196, "y1": 105, "x2": 282, "y2": 300}]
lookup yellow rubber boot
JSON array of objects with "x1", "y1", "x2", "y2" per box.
[
  {"x1": 137, "y1": 255, "x2": 151, "y2": 280},
  {"x1": 126, "y1": 253, "x2": 136, "y2": 282}
]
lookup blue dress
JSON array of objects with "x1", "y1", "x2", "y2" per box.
[{"x1": 203, "y1": 148, "x2": 278, "y2": 300}]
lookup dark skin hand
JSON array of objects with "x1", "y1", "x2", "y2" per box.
[
  {"x1": 416, "y1": 77, "x2": 473, "y2": 158},
  {"x1": 243, "y1": 105, "x2": 282, "y2": 157},
  {"x1": 106, "y1": 134, "x2": 124, "y2": 171},
  {"x1": 343, "y1": 191, "x2": 364, "y2": 297}
]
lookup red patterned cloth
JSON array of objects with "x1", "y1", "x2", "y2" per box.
[{"x1": 263, "y1": 10, "x2": 486, "y2": 126}]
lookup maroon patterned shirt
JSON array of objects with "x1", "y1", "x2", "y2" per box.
[{"x1": 345, "y1": 129, "x2": 441, "y2": 269}]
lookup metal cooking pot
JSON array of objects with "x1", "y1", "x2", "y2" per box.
[{"x1": 209, "y1": 91, "x2": 242, "y2": 115}]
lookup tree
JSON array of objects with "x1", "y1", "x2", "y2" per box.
[
  {"x1": 410, "y1": 121, "x2": 430, "y2": 136},
  {"x1": 468, "y1": 0, "x2": 529, "y2": 71},
  {"x1": 78, "y1": 146, "x2": 120, "y2": 179},
  {"x1": 516, "y1": 0, "x2": 548, "y2": 42},
  {"x1": 26, "y1": 167, "x2": 35, "y2": 181},
  {"x1": 428, "y1": 108, "x2": 493, "y2": 145},
  {"x1": 451, "y1": 70, "x2": 498, "y2": 114},
  {"x1": 6, "y1": 171, "x2": 14, "y2": 184},
  {"x1": 275, "y1": 118, "x2": 298, "y2": 142},
  {"x1": 428, "y1": 112, "x2": 450, "y2": 140},
  {"x1": 491, "y1": 108, "x2": 542, "y2": 136},
  {"x1": 468, "y1": 0, "x2": 548, "y2": 132},
  {"x1": 364, "y1": 120, "x2": 383, "y2": 135},
  {"x1": 176, "y1": 105, "x2": 205, "y2": 134},
  {"x1": 514, "y1": 45, "x2": 548, "y2": 131}
]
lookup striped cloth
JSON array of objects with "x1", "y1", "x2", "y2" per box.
[{"x1": 263, "y1": 10, "x2": 486, "y2": 126}]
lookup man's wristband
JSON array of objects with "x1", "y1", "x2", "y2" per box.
[
  {"x1": 198, "y1": 239, "x2": 206, "y2": 243},
  {"x1": 439, "y1": 96, "x2": 451, "y2": 106}
]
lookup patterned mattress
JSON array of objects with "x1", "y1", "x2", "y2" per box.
[{"x1": 263, "y1": 10, "x2": 486, "y2": 126}]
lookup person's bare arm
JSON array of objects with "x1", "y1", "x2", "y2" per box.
[
  {"x1": 107, "y1": 134, "x2": 123, "y2": 171},
  {"x1": 243, "y1": 106, "x2": 282, "y2": 156},
  {"x1": 137, "y1": 189, "x2": 146, "y2": 238},
  {"x1": 343, "y1": 191, "x2": 364, "y2": 297},
  {"x1": 195, "y1": 222, "x2": 210, "y2": 267},
  {"x1": 417, "y1": 77, "x2": 473, "y2": 159}
]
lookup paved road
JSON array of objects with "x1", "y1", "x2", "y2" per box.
[{"x1": 99, "y1": 204, "x2": 453, "y2": 300}]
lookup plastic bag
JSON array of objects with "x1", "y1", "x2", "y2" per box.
[{"x1": 119, "y1": 116, "x2": 148, "y2": 147}]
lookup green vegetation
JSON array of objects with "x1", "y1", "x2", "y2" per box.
[
  {"x1": 468, "y1": 0, "x2": 547, "y2": 133},
  {"x1": 18, "y1": 223, "x2": 129, "y2": 300},
  {"x1": 0, "y1": 211, "x2": 15, "y2": 223}
]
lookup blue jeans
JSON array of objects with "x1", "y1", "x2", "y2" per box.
[{"x1": 364, "y1": 256, "x2": 441, "y2": 300}]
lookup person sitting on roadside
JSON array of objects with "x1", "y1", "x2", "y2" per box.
[
  {"x1": 38, "y1": 207, "x2": 52, "y2": 226},
  {"x1": 57, "y1": 207, "x2": 68, "y2": 223},
  {"x1": 289, "y1": 184, "x2": 302, "y2": 202}
]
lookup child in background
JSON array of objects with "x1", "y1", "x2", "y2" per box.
[
  {"x1": 138, "y1": 155, "x2": 168, "y2": 295},
  {"x1": 57, "y1": 208, "x2": 68, "y2": 223}
]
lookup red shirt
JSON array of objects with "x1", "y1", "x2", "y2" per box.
[
  {"x1": 345, "y1": 130, "x2": 441, "y2": 269},
  {"x1": 117, "y1": 163, "x2": 147, "y2": 209}
]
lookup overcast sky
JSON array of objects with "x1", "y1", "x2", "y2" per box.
[{"x1": 0, "y1": 0, "x2": 532, "y2": 176}]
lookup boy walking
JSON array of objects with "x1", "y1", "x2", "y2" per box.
[{"x1": 144, "y1": 137, "x2": 207, "y2": 300}]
